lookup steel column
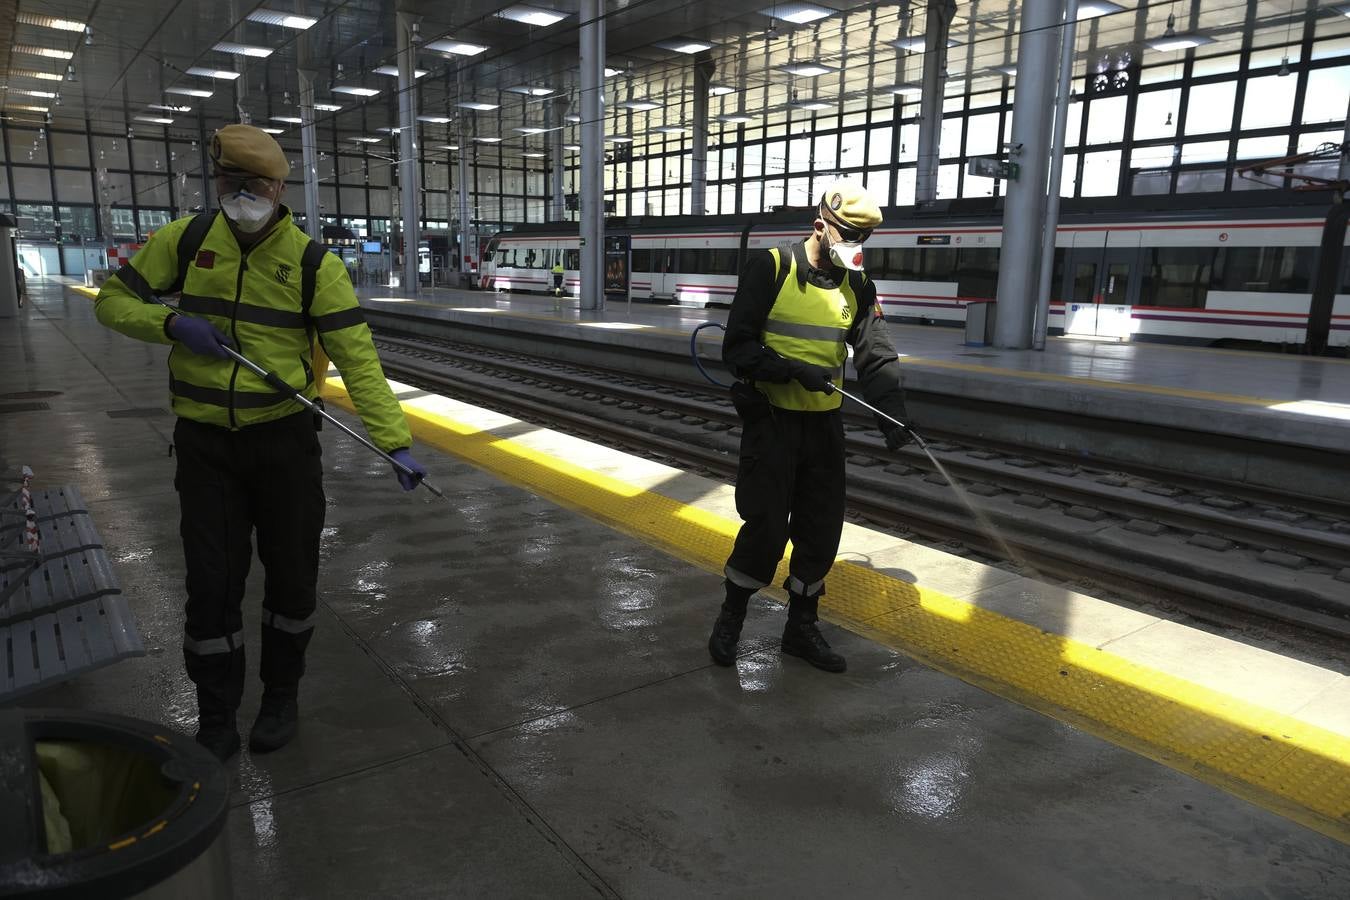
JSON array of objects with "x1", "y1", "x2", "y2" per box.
[
  {"x1": 579, "y1": 0, "x2": 606, "y2": 309},
  {"x1": 1032, "y1": 0, "x2": 1079, "y2": 350},
  {"x1": 915, "y1": 0, "x2": 955, "y2": 203},
  {"x1": 396, "y1": 10, "x2": 421, "y2": 293},
  {"x1": 691, "y1": 56, "x2": 713, "y2": 216}
]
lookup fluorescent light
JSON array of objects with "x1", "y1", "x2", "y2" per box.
[
  {"x1": 1146, "y1": 32, "x2": 1216, "y2": 51},
  {"x1": 11, "y1": 69, "x2": 64, "y2": 82},
  {"x1": 350, "y1": 136, "x2": 382, "y2": 143},
  {"x1": 653, "y1": 126, "x2": 687, "y2": 133},
  {"x1": 9, "y1": 105, "x2": 50, "y2": 113},
  {"x1": 618, "y1": 99, "x2": 661, "y2": 111},
  {"x1": 271, "y1": 116, "x2": 303, "y2": 124},
  {"x1": 373, "y1": 65, "x2": 429, "y2": 78},
  {"x1": 333, "y1": 85, "x2": 380, "y2": 96},
  {"x1": 564, "y1": 144, "x2": 580, "y2": 151},
  {"x1": 656, "y1": 39, "x2": 715, "y2": 54},
  {"x1": 16, "y1": 13, "x2": 86, "y2": 32},
  {"x1": 718, "y1": 113, "x2": 753, "y2": 124},
  {"x1": 457, "y1": 101, "x2": 499, "y2": 111},
  {"x1": 247, "y1": 10, "x2": 319, "y2": 29},
  {"x1": 418, "y1": 115, "x2": 452, "y2": 124},
  {"x1": 376, "y1": 126, "x2": 404, "y2": 133},
  {"x1": 149, "y1": 103, "x2": 192, "y2": 112},
  {"x1": 792, "y1": 99, "x2": 832, "y2": 111},
  {"x1": 885, "y1": 83, "x2": 924, "y2": 96},
  {"x1": 434, "y1": 145, "x2": 460, "y2": 151},
  {"x1": 167, "y1": 86, "x2": 214, "y2": 98},
  {"x1": 496, "y1": 5, "x2": 569, "y2": 26},
  {"x1": 760, "y1": 3, "x2": 833, "y2": 24},
  {"x1": 605, "y1": 67, "x2": 624, "y2": 78},
  {"x1": 523, "y1": 152, "x2": 546, "y2": 158},
  {"x1": 1077, "y1": 1, "x2": 1125, "y2": 18},
  {"x1": 565, "y1": 114, "x2": 582, "y2": 122},
  {"x1": 14, "y1": 45, "x2": 75, "y2": 60},
  {"x1": 261, "y1": 127, "x2": 287, "y2": 134},
  {"x1": 427, "y1": 39, "x2": 488, "y2": 56},
  {"x1": 213, "y1": 42, "x2": 274, "y2": 58},
  {"x1": 782, "y1": 62, "x2": 834, "y2": 76},
  {"x1": 515, "y1": 127, "x2": 551, "y2": 134},
  {"x1": 134, "y1": 116, "x2": 174, "y2": 125},
  {"x1": 606, "y1": 136, "x2": 633, "y2": 143},
  {"x1": 506, "y1": 85, "x2": 556, "y2": 96},
  {"x1": 187, "y1": 67, "x2": 242, "y2": 80},
  {"x1": 12, "y1": 88, "x2": 57, "y2": 99},
  {"x1": 474, "y1": 136, "x2": 503, "y2": 143},
  {"x1": 314, "y1": 102, "x2": 343, "y2": 112},
  {"x1": 893, "y1": 36, "x2": 959, "y2": 52},
  {"x1": 708, "y1": 84, "x2": 736, "y2": 96}
]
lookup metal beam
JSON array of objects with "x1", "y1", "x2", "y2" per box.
[
  {"x1": 396, "y1": 10, "x2": 421, "y2": 294},
  {"x1": 1033, "y1": 0, "x2": 1079, "y2": 350},
  {"x1": 691, "y1": 55, "x2": 713, "y2": 216},
  {"x1": 579, "y1": 0, "x2": 606, "y2": 310},
  {"x1": 915, "y1": 0, "x2": 955, "y2": 204}
]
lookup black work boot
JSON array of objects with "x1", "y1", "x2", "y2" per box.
[
  {"x1": 249, "y1": 688, "x2": 299, "y2": 753},
  {"x1": 195, "y1": 713, "x2": 241, "y2": 762},
  {"x1": 781, "y1": 592, "x2": 847, "y2": 673},
  {"x1": 708, "y1": 581, "x2": 756, "y2": 666}
]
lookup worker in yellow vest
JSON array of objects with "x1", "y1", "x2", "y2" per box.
[
  {"x1": 95, "y1": 125, "x2": 427, "y2": 761},
  {"x1": 710, "y1": 180, "x2": 912, "y2": 673},
  {"x1": 552, "y1": 258, "x2": 565, "y2": 299}
]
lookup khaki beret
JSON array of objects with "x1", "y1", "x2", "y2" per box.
[
  {"x1": 819, "y1": 179, "x2": 882, "y2": 230},
  {"x1": 210, "y1": 124, "x2": 289, "y2": 181}
]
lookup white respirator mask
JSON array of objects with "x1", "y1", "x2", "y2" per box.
[
  {"x1": 829, "y1": 240, "x2": 865, "y2": 271},
  {"x1": 220, "y1": 192, "x2": 275, "y2": 234}
]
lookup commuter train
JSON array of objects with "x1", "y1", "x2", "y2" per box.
[{"x1": 480, "y1": 192, "x2": 1350, "y2": 348}]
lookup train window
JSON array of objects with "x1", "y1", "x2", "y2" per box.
[
  {"x1": 678, "y1": 248, "x2": 702, "y2": 274},
  {"x1": 1139, "y1": 247, "x2": 1215, "y2": 308},
  {"x1": 631, "y1": 249, "x2": 652, "y2": 272},
  {"x1": 523, "y1": 248, "x2": 537, "y2": 269},
  {"x1": 708, "y1": 249, "x2": 739, "y2": 275},
  {"x1": 564, "y1": 249, "x2": 580, "y2": 270},
  {"x1": 863, "y1": 247, "x2": 889, "y2": 277},
  {"x1": 957, "y1": 247, "x2": 1000, "y2": 299},
  {"x1": 921, "y1": 248, "x2": 959, "y2": 281},
  {"x1": 1213, "y1": 246, "x2": 1314, "y2": 294}
]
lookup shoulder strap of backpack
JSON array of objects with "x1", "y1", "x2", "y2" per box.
[
  {"x1": 300, "y1": 239, "x2": 327, "y2": 322},
  {"x1": 770, "y1": 243, "x2": 794, "y2": 297},
  {"x1": 169, "y1": 211, "x2": 217, "y2": 295}
]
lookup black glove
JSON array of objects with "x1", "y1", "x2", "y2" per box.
[
  {"x1": 884, "y1": 424, "x2": 914, "y2": 451},
  {"x1": 789, "y1": 362, "x2": 836, "y2": 394}
]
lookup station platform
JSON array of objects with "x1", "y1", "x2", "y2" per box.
[
  {"x1": 356, "y1": 285, "x2": 1350, "y2": 501},
  {"x1": 7, "y1": 279, "x2": 1350, "y2": 895}
]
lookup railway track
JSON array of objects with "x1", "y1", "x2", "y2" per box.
[{"x1": 369, "y1": 330, "x2": 1350, "y2": 644}]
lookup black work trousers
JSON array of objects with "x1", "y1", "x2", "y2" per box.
[
  {"x1": 174, "y1": 412, "x2": 325, "y2": 717},
  {"x1": 724, "y1": 405, "x2": 846, "y2": 598}
]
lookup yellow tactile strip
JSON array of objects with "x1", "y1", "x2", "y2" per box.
[{"x1": 324, "y1": 377, "x2": 1350, "y2": 844}]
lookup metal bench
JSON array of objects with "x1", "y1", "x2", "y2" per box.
[{"x1": 1, "y1": 470, "x2": 144, "y2": 702}]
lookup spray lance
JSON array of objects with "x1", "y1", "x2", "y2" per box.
[
  {"x1": 152, "y1": 298, "x2": 446, "y2": 500},
  {"x1": 690, "y1": 321, "x2": 926, "y2": 450}
]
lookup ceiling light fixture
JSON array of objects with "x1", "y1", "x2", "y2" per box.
[
  {"x1": 373, "y1": 65, "x2": 429, "y2": 78},
  {"x1": 606, "y1": 136, "x2": 634, "y2": 143},
  {"x1": 565, "y1": 114, "x2": 582, "y2": 122},
  {"x1": 515, "y1": 127, "x2": 551, "y2": 134},
  {"x1": 418, "y1": 115, "x2": 453, "y2": 124},
  {"x1": 13, "y1": 69, "x2": 65, "y2": 82},
  {"x1": 426, "y1": 39, "x2": 489, "y2": 56},
  {"x1": 434, "y1": 144, "x2": 460, "y2": 151},
  {"x1": 260, "y1": 127, "x2": 287, "y2": 134},
  {"x1": 12, "y1": 88, "x2": 57, "y2": 99},
  {"x1": 653, "y1": 125, "x2": 688, "y2": 133},
  {"x1": 523, "y1": 151, "x2": 546, "y2": 158},
  {"x1": 892, "y1": 36, "x2": 959, "y2": 52},
  {"x1": 377, "y1": 126, "x2": 404, "y2": 133},
  {"x1": 271, "y1": 116, "x2": 303, "y2": 124},
  {"x1": 781, "y1": 62, "x2": 835, "y2": 76},
  {"x1": 1146, "y1": 14, "x2": 1216, "y2": 51},
  {"x1": 166, "y1": 86, "x2": 213, "y2": 98},
  {"x1": 246, "y1": 9, "x2": 319, "y2": 30},
  {"x1": 497, "y1": 5, "x2": 570, "y2": 26},
  {"x1": 708, "y1": 84, "x2": 736, "y2": 96},
  {"x1": 457, "y1": 101, "x2": 499, "y2": 111},
  {"x1": 885, "y1": 83, "x2": 924, "y2": 96},
  {"x1": 14, "y1": 45, "x2": 75, "y2": 60},
  {"x1": 149, "y1": 103, "x2": 192, "y2": 112},
  {"x1": 134, "y1": 116, "x2": 174, "y2": 125},
  {"x1": 213, "y1": 42, "x2": 274, "y2": 58},
  {"x1": 506, "y1": 85, "x2": 556, "y2": 96},
  {"x1": 563, "y1": 144, "x2": 581, "y2": 151},
  {"x1": 718, "y1": 113, "x2": 753, "y2": 124},
  {"x1": 332, "y1": 85, "x2": 380, "y2": 96},
  {"x1": 350, "y1": 136, "x2": 382, "y2": 143},
  {"x1": 1076, "y1": 1, "x2": 1126, "y2": 18},
  {"x1": 314, "y1": 102, "x2": 344, "y2": 112},
  {"x1": 474, "y1": 136, "x2": 503, "y2": 143},
  {"x1": 186, "y1": 67, "x2": 242, "y2": 80},
  {"x1": 655, "y1": 39, "x2": 715, "y2": 54},
  {"x1": 618, "y1": 99, "x2": 661, "y2": 111},
  {"x1": 16, "y1": 12, "x2": 87, "y2": 32},
  {"x1": 10, "y1": 104, "x2": 50, "y2": 113},
  {"x1": 791, "y1": 99, "x2": 832, "y2": 111},
  {"x1": 759, "y1": 3, "x2": 833, "y2": 24}
]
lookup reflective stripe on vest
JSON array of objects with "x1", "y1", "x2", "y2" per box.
[{"x1": 758, "y1": 247, "x2": 857, "y2": 412}]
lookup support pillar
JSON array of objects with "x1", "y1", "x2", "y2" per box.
[
  {"x1": 992, "y1": 0, "x2": 1061, "y2": 349},
  {"x1": 691, "y1": 56, "x2": 714, "y2": 216},
  {"x1": 297, "y1": 68, "x2": 322, "y2": 242},
  {"x1": 1033, "y1": 0, "x2": 1078, "y2": 350},
  {"x1": 549, "y1": 99, "x2": 566, "y2": 221},
  {"x1": 458, "y1": 146, "x2": 473, "y2": 286},
  {"x1": 396, "y1": 10, "x2": 422, "y2": 294},
  {"x1": 579, "y1": 0, "x2": 606, "y2": 310},
  {"x1": 915, "y1": 0, "x2": 955, "y2": 203}
]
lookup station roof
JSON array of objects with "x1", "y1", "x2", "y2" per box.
[{"x1": 2, "y1": 1, "x2": 1346, "y2": 163}]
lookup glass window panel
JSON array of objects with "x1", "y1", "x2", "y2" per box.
[
  {"x1": 133, "y1": 139, "x2": 168, "y2": 172},
  {"x1": 136, "y1": 179, "x2": 172, "y2": 207},
  {"x1": 1312, "y1": 36, "x2": 1350, "y2": 61},
  {"x1": 969, "y1": 90, "x2": 1002, "y2": 110},
  {"x1": 1302, "y1": 66, "x2": 1350, "y2": 126},
  {"x1": 1081, "y1": 150, "x2": 1121, "y2": 197},
  {"x1": 1181, "y1": 140, "x2": 1229, "y2": 163},
  {"x1": 1133, "y1": 89, "x2": 1180, "y2": 141},
  {"x1": 11, "y1": 130, "x2": 49, "y2": 166},
  {"x1": 937, "y1": 163, "x2": 960, "y2": 198},
  {"x1": 813, "y1": 133, "x2": 837, "y2": 171},
  {"x1": 1184, "y1": 81, "x2": 1237, "y2": 135},
  {"x1": 939, "y1": 116, "x2": 962, "y2": 158},
  {"x1": 839, "y1": 129, "x2": 865, "y2": 169},
  {"x1": 138, "y1": 209, "x2": 172, "y2": 237},
  {"x1": 367, "y1": 157, "x2": 391, "y2": 186},
  {"x1": 788, "y1": 137, "x2": 811, "y2": 172},
  {"x1": 864, "y1": 169, "x2": 889, "y2": 197},
  {"x1": 895, "y1": 168, "x2": 916, "y2": 206},
  {"x1": 764, "y1": 140, "x2": 786, "y2": 175},
  {"x1": 1140, "y1": 247, "x2": 1214, "y2": 308},
  {"x1": 1236, "y1": 135, "x2": 1289, "y2": 161},
  {"x1": 786, "y1": 176, "x2": 812, "y2": 206},
  {"x1": 54, "y1": 169, "x2": 93, "y2": 203},
  {"x1": 1175, "y1": 168, "x2": 1227, "y2": 193},
  {"x1": 16, "y1": 203, "x2": 56, "y2": 237},
  {"x1": 424, "y1": 161, "x2": 449, "y2": 191},
  {"x1": 1064, "y1": 100, "x2": 1083, "y2": 148},
  {"x1": 1192, "y1": 53, "x2": 1240, "y2": 78},
  {"x1": 1298, "y1": 129, "x2": 1344, "y2": 153},
  {"x1": 865, "y1": 126, "x2": 890, "y2": 169},
  {"x1": 50, "y1": 131, "x2": 89, "y2": 167},
  {"x1": 1085, "y1": 95, "x2": 1127, "y2": 144},
  {"x1": 93, "y1": 134, "x2": 129, "y2": 169},
  {"x1": 11, "y1": 167, "x2": 52, "y2": 201},
  {"x1": 340, "y1": 186, "x2": 368, "y2": 215},
  {"x1": 1060, "y1": 154, "x2": 1078, "y2": 197},
  {"x1": 742, "y1": 180, "x2": 763, "y2": 214},
  {"x1": 1241, "y1": 74, "x2": 1298, "y2": 130},
  {"x1": 99, "y1": 171, "x2": 133, "y2": 205},
  {"x1": 964, "y1": 112, "x2": 1000, "y2": 157},
  {"x1": 59, "y1": 205, "x2": 98, "y2": 239},
  {"x1": 318, "y1": 185, "x2": 337, "y2": 216},
  {"x1": 1132, "y1": 170, "x2": 1172, "y2": 195},
  {"x1": 763, "y1": 178, "x2": 786, "y2": 210},
  {"x1": 0, "y1": 170, "x2": 9, "y2": 200}
]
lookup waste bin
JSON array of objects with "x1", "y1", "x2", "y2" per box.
[
  {"x1": 0, "y1": 709, "x2": 231, "y2": 899},
  {"x1": 964, "y1": 299, "x2": 996, "y2": 347}
]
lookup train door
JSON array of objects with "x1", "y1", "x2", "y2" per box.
[
  {"x1": 655, "y1": 241, "x2": 678, "y2": 299},
  {"x1": 1062, "y1": 230, "x2": 1140, "y2": 339}
]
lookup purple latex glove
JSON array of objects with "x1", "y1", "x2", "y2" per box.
[
  {"x1": 169, "y1": 315, "x2": 233, "y2": 359},
  {"x1": 389, "y1": 448, "x2": 427, "y2": 491}
]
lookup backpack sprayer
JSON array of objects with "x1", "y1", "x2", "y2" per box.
[
  {"x1": 690, "y1": 321, "x2": 927, "y2": 449},
  {"x1": 151, "y1": 297, "x2": 445, "y2": 499}
]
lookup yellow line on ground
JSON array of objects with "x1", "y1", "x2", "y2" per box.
[{"x1": 327, "y1": 377, "x2": 1350, "y2": 844}]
